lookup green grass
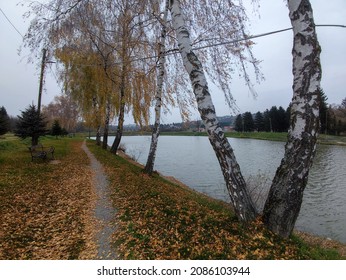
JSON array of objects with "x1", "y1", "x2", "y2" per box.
[
  {"x1": 290, "y1": 235, "x2": 342, "y2": 260},
  {"x1": 224, "y1": 131, "x2": 288, "y2": 141}
]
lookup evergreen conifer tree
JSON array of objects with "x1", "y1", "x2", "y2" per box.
[
  {"x1": 0, "y1": 106, "x2": 10, "y2": 136},
  {"x1": 15, "y1": 105, "x2": 48, "y2": 145},
  {"x1": 51, "y1": 119, "x2": 62, "y2": 138},
  {"x1": 234, "y1": 114, "x2": 243, "y2": 132}
]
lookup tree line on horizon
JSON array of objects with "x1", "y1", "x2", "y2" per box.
[
  {"x1": 1, "y1": 91, "x2": 346, "y2": 139},
  {"x1": 233, "y1": 90, "x2": 346, "y2": 135},
  {"x1": 234, "y1": 106, "x2": 290, "y2": 133}
]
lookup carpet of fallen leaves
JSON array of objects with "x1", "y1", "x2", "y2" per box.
[
  {"x1": 0, "y1": 139, "x2": 97, "y2": 259},
  {"x1": 87, "y1": 142, "x2": 345, "y2": 260}
]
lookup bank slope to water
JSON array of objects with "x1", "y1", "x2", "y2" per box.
[{"x1": 86, "y1": 140, "x2": 344, "y2": 260}]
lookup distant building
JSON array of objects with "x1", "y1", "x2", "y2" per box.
[{"x1": 223, "y1": 126, "x2": 234, "y2": 132}]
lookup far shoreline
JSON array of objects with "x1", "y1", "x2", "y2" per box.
[{"x1": 103, "y1": 131, "x2": 346, "y2": 146}]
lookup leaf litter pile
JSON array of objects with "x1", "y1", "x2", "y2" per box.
[{"x1": 1, "y1": 138, "x2": 344, "y2": 260}]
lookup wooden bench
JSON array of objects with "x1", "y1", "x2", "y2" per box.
[{"x1": 28, "y1": 144, "x2": 55, "y2": 161}]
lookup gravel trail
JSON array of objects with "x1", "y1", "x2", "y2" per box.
[{"x1": 82, "y1": 140, "x2": 117, "y2": 259}]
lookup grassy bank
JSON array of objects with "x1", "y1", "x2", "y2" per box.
[
  {"x1": 125, "y1": 131, "x2": 288, "y2": 142},
  {"x1": 0, "y1": 135, "x2": 97, "y2": 259},
  {"x1": 87, "y1": 140, "x2": 345, "y2": 260},
  {"x1": 1, "y1": 135, "x2": 345, "y2": 259}
]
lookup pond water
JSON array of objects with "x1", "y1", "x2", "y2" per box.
[{"x1": 109, "y1": 135, "x2": 346, "y2": 243}]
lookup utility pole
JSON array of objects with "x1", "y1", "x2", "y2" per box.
[{"x1": 37, "y1": 48, "x2": 47, "y2": 115}]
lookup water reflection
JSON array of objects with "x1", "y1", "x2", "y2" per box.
[{"x1": 296, "y1": 145, "x2": 346, "y2": 243}]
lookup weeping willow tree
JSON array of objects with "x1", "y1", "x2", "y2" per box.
[
  {"x1": 23, "y1": 0, "x2": 157, "y2": 152},
  {"x1": 56, "y1": 48, "x2": 118, "y2": 146},
  {"x1": 106, "y1": 0, "x2": 158, "y2": 153}
]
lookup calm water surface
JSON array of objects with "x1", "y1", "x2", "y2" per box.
[{"x1": 115, "y1": 136, "x2": 346, "y2": 243}]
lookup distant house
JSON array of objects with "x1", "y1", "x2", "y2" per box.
[{"x1": 223, "y1": 126, "x2": 234, "y2": 132}]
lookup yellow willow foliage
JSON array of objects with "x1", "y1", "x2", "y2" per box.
[
  {"x1": 55, "y1": 48, "x2": 119, "y2": 129},
  {"x1": 131, "y1": 68, "x2": 157, "y2": 126}
]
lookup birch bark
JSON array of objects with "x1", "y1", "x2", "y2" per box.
[
  {"x1": 144, "y1": 0, "x2": 169, "y2": 174},
  {"x1": 169, "y1": 0, "x2": 257, "y2": 222},
  {"x1": 263, "y1": 0, "x2": 322, "y2": 237}
]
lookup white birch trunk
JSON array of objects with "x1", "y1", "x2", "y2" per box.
[
  {"x1": 263, "y1": 0, "x2": 322, "y2": 237},
  {"x1": 144, "y1": 0, "x2": 169, "y2": 174},
  {"x1": 169, "y1": 0, "x2": 257, "y2": 222}
]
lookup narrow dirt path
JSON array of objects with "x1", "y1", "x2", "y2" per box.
[{"x1": 81, "y1": 140, "x2": 118, "y2": 259}]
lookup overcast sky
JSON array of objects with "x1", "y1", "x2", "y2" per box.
[{"x1": 1, "y1": 0, "x2": 345, "y2": 124}]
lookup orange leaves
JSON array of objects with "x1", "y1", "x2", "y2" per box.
[
  {"x1": 89, "y1": 140, "x2": 337, "y2": 260},
  {"x1": 0, "y1": 140, "x2": 97, "y2": 260},
  {"x1": 88, "y1": 141, "x2": 302, "y2": 260}
]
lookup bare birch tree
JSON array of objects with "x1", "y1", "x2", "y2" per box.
[
  {"x1": 168, "y1": 0, "x2": 257, "y2": 222},
  {"x1": 144, "y1": 0, "x2": 170, "y2": 174},
  {"x1": 144, "y1": 0, "x2": 262, "y2": 175},
  {"x1": 262, "y1": 0, "x2": 322, "y2": 237}
]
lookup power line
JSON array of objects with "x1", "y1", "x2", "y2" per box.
[
  {"x1": 57, "y1": 24, "x2": 346, "y2": 68},
  {"x1": 26, "y1": 23, "x2": 345, "y2": 70},
  {"x1": 0, "y1": 7, "x2": 24, "y2": 38},
  {"x1": 193, "y1": 24, "x2": 346, "y2": 51}
]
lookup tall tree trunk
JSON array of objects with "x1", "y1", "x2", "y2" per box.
[
  {"x1": 96, "y1": 125, "x2": 101, "y2": 146},
  {"x1": 263, "y1": 0, "x2": 321, "y2": 238},
  {"x1": 32, "y1": 135, "x2": 39, "y2": 146},
  {"x1": 110, "y1": 83, "x2": 125, "y2": 154},
  {"x1": 144, "y1": 0, "x2": 169, "y2": 174},
  {"x1": 102, "y1": 99, "x2": 111, "y2": 150},
  {"x1": 110, "y1": 16, "x2": 128, "y2": 155},
  {"x1": 168, "y1": 0, "x2": 257, "y2": 222}
]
